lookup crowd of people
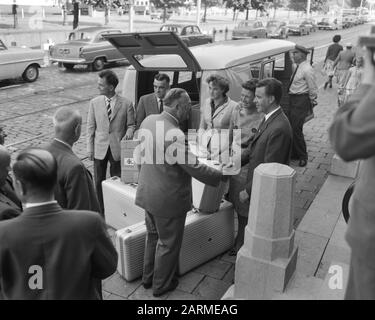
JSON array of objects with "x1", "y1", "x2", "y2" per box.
[{"x1": 0, "y1": 37, "x2": 369, "y2": 299}]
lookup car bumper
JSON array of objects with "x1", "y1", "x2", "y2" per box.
[
  {"x1": 268, "y1": 34, "x2": 282, "y2": 38},
  {"x1": 288, "y1": 29, "x2": 300, "y2": 34},
  {"x1": 232, "y1": 35, "x2": 253, "y2": 40},
  {"x1": 50, "y1": 58, "x2": 88, "y2": 64}
]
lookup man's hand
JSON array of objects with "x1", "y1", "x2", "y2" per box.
[
  {"x1": 362, "y1": 48, "x2": 375, "y2": 85},
  {"x1": 124, "y1": 132, "x2": 133, "y2": 140},
  {"x1": 239, "y1": 189, "x2": 250, "y2": 203}
]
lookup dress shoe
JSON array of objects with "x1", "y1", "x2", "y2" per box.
[
  {"x1": 142, "y1": 282, "x2": 152, "y2": 289},
  {"x1": 299, "y1": 159, "x2": 307, "y2": 167},
  {"x1": 153, "y1": 279, "x2": 179, "y2": 297}
]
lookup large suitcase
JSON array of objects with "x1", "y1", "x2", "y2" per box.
[
  {"x1": 115, "y1": 201, "x2": 234, "y2": 281},
  {"x1": 102, "y1": 177, "x2": 144, "y2": 230},
  {"x1": 191, "y1": 158, "x2": 228, "y2": 213}
]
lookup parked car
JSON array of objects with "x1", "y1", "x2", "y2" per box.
[
  {"x1": 49, "y1": 27, "x2": 128, "y2": 71},
  {"x1": 0, "y1": 39, "x2": 44, "y2": 82},
  {"x1": 287, "y1": 19, "x2": 310, "y2": 36},
  {"x1": 301, "y1": 18, "x2": 318, "y2": 32},
  {"x1": 266, "y1": 20, "x2": 288, "y2": 39},
  {"x1": 150, "y1": 9, "x2": 171, "y2": 20},
  {"x1": 342, "y1": 15, "x2": 355, "y2": 28},
  {"x1": 160, "y1": 24, "x2": 213, "y2": 46},
  {"x1": 103, "y1": 32, "x2": 314, "y2": 132},
  {"x1": 317, "y1": 17, "x2": 342, "y2": 30},
  {"x1": 232, "y1": 20, "x2": 267, "y2": 39}
]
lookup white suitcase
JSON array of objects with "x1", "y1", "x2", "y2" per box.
[
  {"x1": 102, "y1": 177, "x2": 144, "y2": 230},
  {"x1": 115, "y1": 201, "x2": 234, "y2": 281},
  {"x1": 192, "y1": 159, "x2": 228, "y2": 213}
]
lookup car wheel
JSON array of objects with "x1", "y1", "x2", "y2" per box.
[
  {"x1": 63, "y1": 63, "x2": 74, "y2": 70},
  {"x1": 92, "y1": 58, "x2": 105, "y2": 71},
  {"x1": 307, "y1": 30, "x2": 310, "y2": 35},
  {"x1": 22, "y1": 64, "x2": 39, "y2": 82}
]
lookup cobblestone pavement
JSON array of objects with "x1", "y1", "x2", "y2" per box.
[{"x1": 0, "y1": 25, "x2": 367, "y2": 299}]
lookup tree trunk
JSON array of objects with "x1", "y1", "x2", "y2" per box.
[
  {"x1": 203, "y1": 0, "x2": 207, "y2": 22},
  {"x1": 233, "y1": 8, "x2": 236, "y2": 21},
  {"x1": 246, "y1": 8, "x2": 249, "y2": 20},
  {"x1": 105, "y1": 5, "x2": 109, "y2": 25},
  {"x1": 163, "y1": 5, "x2": 166, "y2": 23}
]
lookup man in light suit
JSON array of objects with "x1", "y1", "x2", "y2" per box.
[
  {"x1": 239, "y1": 78, "x2": 292, "y2": 205},
  {"x1": 0, "y1": 149, "x2": 117, "y2": 299},
  {"x1": 329, "y1": 48, "x2": 375, "y2": 299},
  {"x1": 135, "y1": 88, "x2": 224, "y2": 297},
  {"x1": 136, "y1": 73, "x2": 170, "y2": 129},
  {"x1": 46, "y1": 107, "x2": 100, "y2": 214},
  {"x1": 87, "y1": 70, "x2": 135, "y2": 214},
  {"x1": 0, "y1": 145, "x2": 21, "y2": 221}
]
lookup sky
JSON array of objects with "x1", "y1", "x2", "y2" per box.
[{"x1": 0, "y1": 0, "x2": 56, "y2": 5}]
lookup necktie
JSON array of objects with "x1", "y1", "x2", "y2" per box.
[
  {"x1": 258, "y1": 117, "x2": 266, "y2": 132},
  {"x1": 287, "y1": 64, "x2": 299, "y2": 93},
  {"x1": 159, "y1": 99, "x2": 163, "y2": 113},
  {"x1": 107, "y1": 98, "x2": 112, "y2": 120}
]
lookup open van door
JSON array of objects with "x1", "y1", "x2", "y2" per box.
[
  {"x1": 103, "y1": 31, "x2": 202, "y2": 72},
  {"x1": 306, "y1": 46, "x2": 314, "y2": 66}
]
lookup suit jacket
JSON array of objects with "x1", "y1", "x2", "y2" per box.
[
  {"x1": 46, "y1": 139, "x2": 100, "y2": 213},
  {"x1": 87, "y1": 94, "x2": 135, "y2": 161},
  {"x1": 329, "y1": 84, "x2": 375, "y2": 264},
  {"x1": 0, "y1": 177, "x2": 22, "y2": 221},
  {"x1": 135, "y1": 111, "x2": 222, "y2": 218},
  {"x1": 136, "y1": 93, "x2": 160, "y2": 130},
  {"x1": 242, "y1": 108, "x2": 292, "y2": 194},
  {"x1": 0, "y1": 203, "x2": 117, "y2": 300},
  {"x1": 199, "y1": 97, "x2": 238, "y2": 130}
]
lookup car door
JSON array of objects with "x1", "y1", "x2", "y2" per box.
[
  {"x1": 192, "y1": 26, "x2": 205, "y2": 45},
  {"x1": 182, "y1": 26, "x2": 196, "y2": 46},
  {"x1": 260, "y1": 58, "x2": 275, "y2": 79},
  {"x1": 0, "y1": 42, "x2": 25, "y2": 80}
]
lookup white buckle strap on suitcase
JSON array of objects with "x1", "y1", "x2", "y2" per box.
[
  {"x1": 102, "y1": 177, "x2": 144, "y2": 230},
  {"x1": 115, "y1": 201, "x2": 234, "y2": 281}
]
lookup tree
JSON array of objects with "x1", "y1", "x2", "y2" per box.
[
  {"x1": 288, "y1": 0, "x2": 326, "y2": 12},
  {"x1": 83, "y1": 0, "x2": 122, "y2": 24}
]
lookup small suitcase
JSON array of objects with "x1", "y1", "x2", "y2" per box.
[
  {"x1": 115, "y1": 201, "x2": 234, "y2": 281},
  {"x1": 192, "y1": 158, "x2": 228, "y2": 213},
  {"x1": 102, "y1": 177, "x2": 144, "y2": 230},
  {"x1": 121, "y1": 139, "x2": 141, "y2": 184}
]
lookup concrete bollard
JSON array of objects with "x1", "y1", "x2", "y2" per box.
[{"x1": 222, "y1": 163, "x2": 298, "y2": 300}]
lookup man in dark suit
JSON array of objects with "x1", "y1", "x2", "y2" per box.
[
  {"x1": 135, "y1": 88, "x2": 224, "y2": 297},
  {"x1": 239, "y1": 78, "x2": 292, "y2": 205},
  {"x1": 0, "y1": 148, "x2": 117, "y2": 299},
  {"x1": 87, "y1": 70, "x2": 135, "y2": 214},
  {"x1": 136, "y1": 73, "x2": 170, "y2": 129},
  {"x1": 45, "y1": 107, "x2": 100, "y2": 214},
  {"x1": 0, "y1": 145, "x2": 21, "y2": 221},
  {"x1": 329, "y1": 48, "x2": 375, "y2": 299}
]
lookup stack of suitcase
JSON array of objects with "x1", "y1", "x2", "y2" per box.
[{"x1": 115, "y1": 201, "x2": 234, "y2": 281}]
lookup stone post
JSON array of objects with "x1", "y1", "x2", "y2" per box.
[{"x1": 222, "y1": 163, "x2": 298, "y2": 300}]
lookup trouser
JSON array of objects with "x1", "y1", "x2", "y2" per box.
[
  {"x1": 142, "y1": 210, "x2": 186, "y2": 294},
  {"x1": 94, "y1": 147, "x2": 121, "y2": 215},
  {"x1": 287, "y1": 94, "x2": 309, "y2": 161},
  {"x1": 345, "y1": 253, "x2": 375, "y2": 299},
  {"x1": 336, "y1": 69, "x2": 350, "y2": 108}
]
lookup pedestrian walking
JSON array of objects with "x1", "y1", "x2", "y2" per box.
[
  {"x1": 333, "y1": 43, "x2": 356, "y2": 108},
  {"x1": 343, "y1": 56, "x2": 364, "y2": 104},
  {"x1": 323, "y1": 35, "x2": 343, "y2": 89}
]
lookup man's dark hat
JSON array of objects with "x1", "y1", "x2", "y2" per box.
[{"x1": 294, "y1": 45, "x2": 309, "y2": 55}]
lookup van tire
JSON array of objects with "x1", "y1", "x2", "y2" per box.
[
  {"x1": 63, "y1": 63, "x2": 75, "y2": 70},
  {"x1": 92, "y1": 58, "x2": 105, "y2": 71}
]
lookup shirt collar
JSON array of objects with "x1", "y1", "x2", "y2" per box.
[
  {"x1": 105, "y1": 94, "x2": 117, "y2": 105},
  {"x1": 264, "y1": 106, "x2": 280, "y2": 122},
  {"x1": 54, "y1": 138, "x2": 72, "y2": 150},
  {"x1": 25, "y1": 200, "x2": 58, "y2": 209},
  {"x1": 164, "y1": 111, "x2": 179, "y2": 125}
]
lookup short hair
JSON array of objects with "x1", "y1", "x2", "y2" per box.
[
  {"x1": 333, "y1": 35, "x2": 341, "y2": 43},
  {"x1": 53, "y1": 107, "x2": 81, "y2": 135},
  {"x1": 154, "y1": 73, "x2": 170, "y2": 84},
  {"x1": 98, "y1": 70, "x2": 119, "y2": 89},
  {"x1": 242, "y1": 79, "x2": 258, "y2": 94},
  {"x1": 163, "y1": 88, "x2": 189, "y2": 107},
  {"x1": 206, "y1": 74, "x2": 230, "y2": 95},
  {"x1": 13, "y1": 149, "x2": 57, "y2": 193},
  {"x1": 256, "y1": 78, "x2": 283, "y2": 105}
]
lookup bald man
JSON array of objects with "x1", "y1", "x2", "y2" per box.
[
  {"x1": 45, "y1": 107, "x2": 100, "y2": 214},
  {"x1": 0, "y1": 148, "x2": 117, "y2": 299},
  {"x1": 0, "y1": 145, "x2": 21, "y2": 221}
]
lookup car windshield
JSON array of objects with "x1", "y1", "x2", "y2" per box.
[
  {"x1": 238, "y1": 21, "x2": 255, "y2": 28},
  {"x1": 160, "y1": 25, "x2": 182, "y2": 33},
  {"x1": 68, "y1": 31, "x2": 95, "y2": 41},
  {"x1": 267, "y1": 21, "x2": 280, "y2": 27}
]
